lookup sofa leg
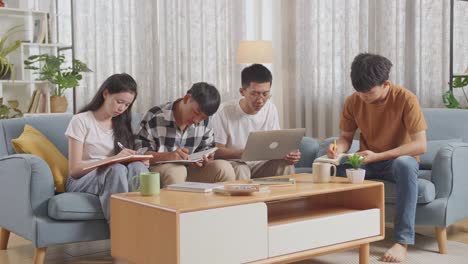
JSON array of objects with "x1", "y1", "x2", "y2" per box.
[
  {"x1": 33, "y1": 247, "x2": 46, "y2": 264},
  {"x1": 0, "y1": 227, "x2": 10, "y2": 250},
  {"x1": 435, "y1": 227, "x2": 448, "y2": 254}
]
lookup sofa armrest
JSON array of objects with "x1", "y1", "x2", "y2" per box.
[
  {"x1": 431, "y1": 143, "x2": 468, "y2": 199},
  {"x1": 296, "y1": 137, "x2": 320, "y2": 169},
  {"x1": 0, "y1": 154, "x2": 55, "y2": 239}
]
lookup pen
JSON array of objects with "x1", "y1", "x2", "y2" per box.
[{"x1": 117, "y1": 142, "x2": 125, "y2": 150}]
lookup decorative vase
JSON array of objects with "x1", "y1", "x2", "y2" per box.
[
  {"x1": 346, "y1": 168, "x2": 366, "y2": 184},
  {"x1": 50, "y1": 95, "x2": 67, "y2": 113}
]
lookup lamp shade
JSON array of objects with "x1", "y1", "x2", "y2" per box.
[{"x1": 236, "y1": 41, "x2": 273, "y2": 64}]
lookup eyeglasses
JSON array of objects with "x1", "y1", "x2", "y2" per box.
[{"x1": 248, "y1": 92, "x2": 272, "y2": 101}]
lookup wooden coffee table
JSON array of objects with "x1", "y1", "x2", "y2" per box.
[{"x1": 110, "y1": 174, "x2": 384, "y2": 264}]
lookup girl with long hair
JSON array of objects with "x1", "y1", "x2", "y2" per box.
[{"x1": 65, "y1": 73, "x2": 148, "y2": 222}]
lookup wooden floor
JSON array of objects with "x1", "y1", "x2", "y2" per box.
[{"x1": 1, "y1": 219, "x2": 468, "y2": 264}]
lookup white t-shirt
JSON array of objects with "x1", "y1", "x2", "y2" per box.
[
  {"x1": 212, "y1": 99, "x2": 280, "y2": 149},
  {"x1": 65, "y1": 111, "x2": 114, "y2": 162}
]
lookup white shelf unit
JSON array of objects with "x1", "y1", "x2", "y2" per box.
[{"x1": 0, "y1": 2, "x2": 72, "y2": 115}]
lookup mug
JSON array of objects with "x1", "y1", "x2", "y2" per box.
[
  {"x1": 312, "y1": 162, "x2": 337, "y2": 183},
  {"x1": 131, "y1": 172, "x2": 160, "y2": 196}
]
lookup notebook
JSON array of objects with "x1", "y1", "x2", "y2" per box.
[
  {"x1": 166, "y1": 182, "x2": 222, "y2": 193},
  {"x1": 83, "y1": 154, "x2": 152, "y2": 171},
  {"x1": 314, "y1": 153, "x2": 354, "y2": 166},
  {"x1": 154, "y1": 147, "x2": 218, "y2": 164}
]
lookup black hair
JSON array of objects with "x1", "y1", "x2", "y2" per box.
[
  {"x1": 186, "y1": 82, "x2": 220, "y2": 116},
  {"x1": 350, "y1": 53, "x2": 393, "y2": 92},
  {"x1": 79, "y1": 73, "x2": 138, "y2": 154},
  {"x1": 241, "y1": 64, "x2": 272, "y2": 88}
]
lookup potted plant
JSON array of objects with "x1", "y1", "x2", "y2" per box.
[
  {"x1": 0, "y1": 98, "x2": 22, "y2": 119},
  {"x1": 344, "y1": 154, "x2": 366, "y2": 184},
  {"x1": 24, "y1": 54, "x2": 92, "y2": 112},
  {"x1": 0, "y1": 25, "x2": 23, "y2": 80},
  {"x1": 443, "y1": 68, "x2": 468, "y2": 109}
]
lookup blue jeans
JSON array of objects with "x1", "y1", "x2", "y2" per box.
[{"x1": 337, "y1": 156, "x2": 419, "y2": 245}]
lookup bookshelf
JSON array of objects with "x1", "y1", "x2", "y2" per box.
[{"x1": 0, "y1": 0, "x2": 74, "y2": 115}]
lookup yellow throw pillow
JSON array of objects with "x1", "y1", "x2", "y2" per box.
[{"x1": 11, "y1": 124, "x2": 68, "y2": 192}]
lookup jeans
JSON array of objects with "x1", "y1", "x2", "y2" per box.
[
  {"x1": 337, "y1": 156, "x2": 419, "y2": 245},
  {"x1": 66, "y1": 161, "x2": 149, "y2": 221}
]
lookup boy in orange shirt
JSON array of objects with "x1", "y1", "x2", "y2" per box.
[{"x1": 328, "y1": 53, "x2": 427, "y2": 262}]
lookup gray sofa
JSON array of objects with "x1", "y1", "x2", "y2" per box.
[
  {"x1": 295, "y1": 108, "x2": 468, "y2": 254},
  {"x1": 0, "y1": 115, "x2": 109, "y2": 263}
]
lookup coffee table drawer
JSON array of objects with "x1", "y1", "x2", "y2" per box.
[{"x1": 268, "y1": 208, "x2": 380, "y2": 257}]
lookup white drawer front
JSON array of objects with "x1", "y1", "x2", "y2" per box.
[
  {"x1": 180, "y1": 202, "x2": 268, "y2": 264},
  {"x1": 268, "y1": 208, "x2": 380, "y2": 257}
]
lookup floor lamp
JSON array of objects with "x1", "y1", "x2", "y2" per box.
[{"x1": 236, "y1": 41, "x2": 273, "y2": 64}]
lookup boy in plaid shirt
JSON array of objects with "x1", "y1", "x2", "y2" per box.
[{"x1": 135, "y1": 82, "x2": 235, "y2": 187}]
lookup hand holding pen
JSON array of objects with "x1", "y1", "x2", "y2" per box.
[
  {"x1": 327, "y1": 139, "x2": 338, "y2": 159},
  {"x1": 117, "y1": 141, "x2": 136, "y2": 157},
  {"x1": 173, "y1": 142, "x2": 189, "y2": 160}
]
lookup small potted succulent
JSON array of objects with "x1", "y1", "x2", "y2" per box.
[{"x1": 344, "y1": 154, "x2": 366, "y2": 184}]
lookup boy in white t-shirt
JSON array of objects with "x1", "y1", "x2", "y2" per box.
[{"x1": 212, "y1": 64, "x2": 301, "y2": 180}]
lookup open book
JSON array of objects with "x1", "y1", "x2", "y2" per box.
[
  {"x1": 154, "y1": 147, "x2": 218, "y2": 164},
  {"x1": 314, "y1": 153, "x2": 354, "y2": 165},
  {"x1": 83, "y1": 154, "x2": 153, "y2": 171}
]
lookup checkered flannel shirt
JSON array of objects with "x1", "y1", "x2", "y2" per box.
[{"x1": 135, "y1": 100, "x2": 215, "y2": 154}]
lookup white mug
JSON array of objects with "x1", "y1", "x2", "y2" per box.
[{"x1": 312, "y1": 162, "x2": 337, "y2": 183}]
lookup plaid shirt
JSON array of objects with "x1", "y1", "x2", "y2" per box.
[{"x1": 135, "y1": 100, "x2": 215, "y2": 154}]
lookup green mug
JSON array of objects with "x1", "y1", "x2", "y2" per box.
[{"x1": 131, "y1": 172, "x2": 160, "y2": 196}]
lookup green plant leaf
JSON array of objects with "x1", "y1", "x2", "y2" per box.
[
  {"x1": 344, "y1": 154, "x2": 365, "y2": 169},
  {"x1": 442, "y1": 90, "x2": 461, "y2": 109},
  {"x1": 24, "y1": 54, "x2": 91, "y2": 96}
]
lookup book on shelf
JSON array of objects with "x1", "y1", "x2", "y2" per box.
[
  {"x1": 34, "y1": 16, "x2": 47, "y2": 43},
  {"x1": 154, "y1": 147, "x2": 218, "y2": 164},
  {"x1": 28, "y1": 89, "x2": 41, "y2": 113},
  {"x1": 26, "y1": 89, "x2": 38, "y2": 113},
  {"x1": 251, "y1": 177, "x2": 296, "y2": 186},
  {"x1": 83, "y1": 154, "x2": 153, "y2": 171},
  {"x1": 166, "y1": 182, "x2": 222, "y2": 193},
  {"x1": 27, "y1": 86, "x2": 48, "y2": 113},
  {"x1": 314, "y1": 153, "x2": 354, "y2": 166}
]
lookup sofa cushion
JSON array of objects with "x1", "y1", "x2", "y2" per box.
[
  {"x1": 11, "y1": 124, "x2": 69, "y2": 192},
  {"x1": 48, "y1": 192, "x2": 104, "y2": 220},
  {"x1": 420, "y1": 139, "x2": 462, "y2": 170},
  {"x1": 374, "y1": 178, "x2": 435, "y2": 204}
]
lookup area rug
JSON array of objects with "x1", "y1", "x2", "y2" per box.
[{"x1": 294, "y1": 232, "x2": 468, "y2": 264}]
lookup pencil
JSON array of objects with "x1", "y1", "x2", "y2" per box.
[{"x1": 333, "y1": 139, "x2": 337, "y2": 152}]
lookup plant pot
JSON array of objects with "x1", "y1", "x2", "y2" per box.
[
  {"x1": 346, "y1": 168, "x2": 366, "y2": 184},
  {"x1": 0, "y1": 65, "x2": 12, "y2": 80},
  {"x1": 50, "y1": 95, "x2": 68, "y2": 113}
]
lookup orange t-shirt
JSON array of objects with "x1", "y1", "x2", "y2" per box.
[{"x1": 339, "y1": 84, "x2": 427, "y2": 158}]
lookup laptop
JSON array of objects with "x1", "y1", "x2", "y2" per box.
[{"x1": 241, "y1": 128, "x2": 305, "y2": 161}]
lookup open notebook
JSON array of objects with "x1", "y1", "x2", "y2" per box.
[
  {"x1": 314, "y1": 153, "x2": 354, "y2": 166},
  {"x1": 83, "y1": 154, "x2": 153, "y2": 170},
  {"x1": 154, "y1": 147, "x2": 218, "y2": 164}
]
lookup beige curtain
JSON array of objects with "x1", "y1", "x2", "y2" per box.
[
  {"x1": 280, "y1": 0, "x2": 468, "y2": 139},
  {"x1": 73, "y1": 0, "x2": 245, "y2": 113}
]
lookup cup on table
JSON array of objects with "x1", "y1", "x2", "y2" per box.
[
  {"x1": 131, "y1": 172, "x2": 160, "y2": 196},
  {"x1": 312, "y1": 162, "x2": 337, "y2": 183}
]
